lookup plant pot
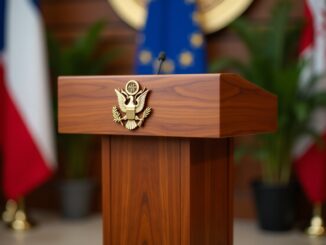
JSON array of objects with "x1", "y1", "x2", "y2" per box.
[
  {"x1": 59, "y1": 179, "x2": 95, "y2": 219},
  {"x1": 252, "y1": 180, "x2": 295, "y2": 231}
]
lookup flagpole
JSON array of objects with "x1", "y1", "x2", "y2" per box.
[{"x1": 306, "y1": 203, "x2": 325, "y2": 236}]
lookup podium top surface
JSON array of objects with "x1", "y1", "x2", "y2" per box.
[{"x1": 58, "y1": 73, "x2": 277, "y2": 138}]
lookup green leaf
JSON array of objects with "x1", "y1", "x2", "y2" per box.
[
  {"x1": 230, "y1": 19, "x2": 263, "y2": 58},
  {"x1": 73, "y1": 20, "x2": 106, "y2": 60},
  {"x1": 266, "y1": 0, "x2": 291, "y2": 73}
]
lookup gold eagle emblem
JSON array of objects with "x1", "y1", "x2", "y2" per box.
[{"x1": 112, "y1": 80, "x2": 152, "y2": 130}]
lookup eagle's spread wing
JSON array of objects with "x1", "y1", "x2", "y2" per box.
[
  {"x1": 135, "y1": 89, "x2": 149, "y2": 113},
  {"x1": 115, "y1": 89, "x2": 127, "y2": 112}
]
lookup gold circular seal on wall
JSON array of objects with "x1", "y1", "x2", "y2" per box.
[{"x1": 108, "y1": 0, "x2": 253, "y2": 34}]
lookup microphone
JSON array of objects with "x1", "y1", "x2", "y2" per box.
[{"x1": 156, "y1": 52, "x2": 166, "y2": 75}]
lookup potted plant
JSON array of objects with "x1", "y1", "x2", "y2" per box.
[
  {"x1": 210, "y1": 1, "x2": 326, "y2": 231},
  {"x1": 47, "y1": 20, "x2": 118, "y2": 218}
]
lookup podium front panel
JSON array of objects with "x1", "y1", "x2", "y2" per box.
[{"x1": 102, "y1": 136, "x2": 233, "y2": 245}]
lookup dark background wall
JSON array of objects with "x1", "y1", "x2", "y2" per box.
[{"x1": 1, "y1": 0, "x2": 304, "y2": 219}]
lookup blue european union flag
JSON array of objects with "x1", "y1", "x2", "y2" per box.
[{"x1": 135, "y1": 0, "x2": 206, "y2": 74}]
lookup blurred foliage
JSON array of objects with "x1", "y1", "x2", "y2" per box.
[
  {"x1": 47, "y1": 20, "x2": 119, "y2": 179},
  {"x1": 210, "y1": 1, "x2": 326, "y2": 185}
]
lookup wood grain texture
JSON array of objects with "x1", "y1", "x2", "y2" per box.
[
  {"x1": 101, "y1": 136, "x2": 233, "y2": 245},
  {"x1": 189, "y1": 138, "x2": 232, "y2": 244},
  {"x1": 180, "y1": 140, "x2": 190, "y2": 245},
  {"x1": 58, "y1": 73, "x2": 277, "y2": 138},
  {"x1": 101, "y1": 137, "x2": 111, "y2": 245},
  {"x1": 227, "y1": 139, "x2": 234, "y2": 245},
  {"x1": 219, "y1": 74, "x2": 277, "y2": 137},
  {"x1": 106, "y1": 136, "x2": 181, "y2": 244}
]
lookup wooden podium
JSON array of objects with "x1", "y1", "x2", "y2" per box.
[{"x1": 58, "y1": 73, "x2": 277, "y2": 245}]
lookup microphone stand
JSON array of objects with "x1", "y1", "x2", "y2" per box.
[{"x1": 156, "y1": 52, "x2": 166, "y2": 75}]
